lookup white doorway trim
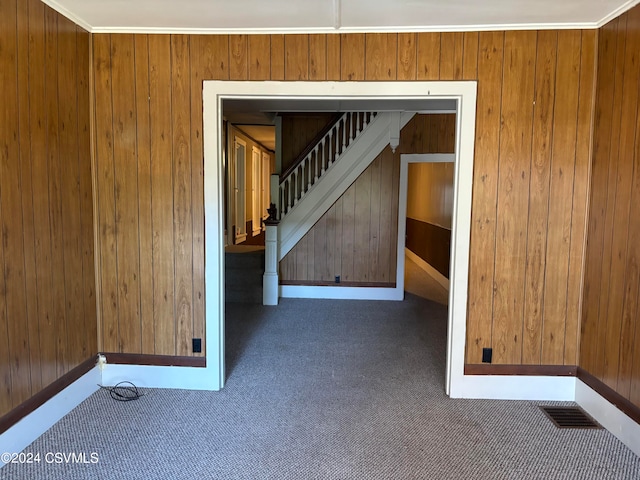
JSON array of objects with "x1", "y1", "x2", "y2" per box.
[{"x1": 203, "y1": 81, "x2": 477, "y2": 392}]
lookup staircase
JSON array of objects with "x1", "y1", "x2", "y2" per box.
[
  {"x1": 275, "y1": 111, "x2": 416, "y2": 259},
  {"x1": 225, "y1": 249, "x2": 265, "y2": 303}
]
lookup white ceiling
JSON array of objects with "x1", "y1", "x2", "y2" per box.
[{"x1": 45, "y1": 0, "x2": 639, "y2": 33}]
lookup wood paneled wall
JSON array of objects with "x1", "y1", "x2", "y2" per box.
[
  {"x1": 280, "y1": 146, "x2": 400, "y2": 284},
  {"x1": 581, "y1": 5, "x2": 640, "y2": 408},
  {"x1": 91, "y1": 31, "x2": 596, "y2": 367},
  {"x1": 0, "y1": 0, "x2": 95, "y2": 418},
  {"x1": 407, "y1": 162, "x2": 454, "y2": 230},
  {"x1": 400, "y1": 114, "x2": 456, "y2": 154},
  {"x1": 281, "y1": 113, "x2": 335, "y2": 172}
]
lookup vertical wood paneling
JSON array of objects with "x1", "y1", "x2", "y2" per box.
[
  {"x1": 111, "y1": 34, "x2": 141, "y2": 353},
  {"x1": 94, "y1": 34, "x2": 119, "y2": 353},
  {"x1": 148, "y1": 35, "x2": 176, "y2": 355},
  {"x1": 248, "y1": 34, "x2": 270, "y2": 81},
  {"x1": 564, "y1": 30, "x2": 596, "y2": 367},
  {"x1": 171, "y1": 35, "x2": 194, "y2": 356},
  {"x1": 0, "y1": 0, "x2": 95, "y2": 418},
  {"x1": 541, "y1": 30, "x2": 581, "y2": 365},
  {"x1": 580, "y1": 20, "x2": 619, "y2": 376},
  {"x1": 58, "y1": 16, "x2": 84, "y2": 368},
  {"x1": 340, "y1": 33, "x2": 365, "y2": 80},
  {"x1": 28, "y1": 0, "x2": 58, "y2": 388},
  {"x1": 466, "y1": 31, "x2": 503, "y2": 364},
  {"x1": 397, "y1": 33, "x2": 416, "y2": 80},
  {"x1": 581, "y1": 5, "x2": 640, "y2": 410},
  {"x1": 365, "y1": 33, "x2": 397, "y2": 80},
  {"x1": 308, "y1": 34, "x2": 327, "y2": 80},
  {"x1": 270, "y1": 34, "x2": 285, "y2": 80},
  {"x1": 326, "y1": 34, "x2": 341, "y2": 80},
  {"x1": 0, "y1": 0, "x2": 31, "y2": 406},
  {"x1": 353, "y1": 167, "x2": 372, "y2": 281},
  {"x1": 190, "y1": 36, "x2": 205, "y2": 356},
  {"x1": 89, "y1": 28, "x2": 597, "y2": 378},
  {"x1": 416, "y1": 33, "x2": 440, "y2": 80},
  {"x1": 492, "y1": 31, "x2": 536, "y2": 364},
  {"x1": 229, "y1": 34, "x2": 248, "y2": 80},
  {"x1": 439, "y1": 32, "x2": 464, "y2": 80},
  {"x1": 135, "y1": 35, "x2": 154, "y2": 354},
  {"x1": 285, "y1": 34, "x2": 309, "y2": 80},
  {"x1": 17, "y1": 0, "x2": 41, "y2": 394}
]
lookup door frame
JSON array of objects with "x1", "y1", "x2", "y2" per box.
[{"x1": 203, "y1": 81, "x2": 477, "y2": 393}]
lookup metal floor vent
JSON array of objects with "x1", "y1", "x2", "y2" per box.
[{"x1": 540, "y1": 406, "x2": 601, "y2": 429}]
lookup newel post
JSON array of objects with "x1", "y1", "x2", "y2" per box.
[{"x1": 263, "y1": 203, "x2": 279, "y2": 306}]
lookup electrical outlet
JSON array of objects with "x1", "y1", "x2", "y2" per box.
[
  {"x1": 482, "y1": 348, "x2": 492, "y2": 363},
  {"x1": 96, "y1": 354, "x2": 107, "y2": 370},
  {"x1": 335, "y1": 275, "x2": 341, "y2": 284},
  {"x1": 192, "y1": 338, "x2": 202, "y2": 353}
]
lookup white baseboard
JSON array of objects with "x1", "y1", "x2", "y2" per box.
[
  {"x1": 0, "y1": 367, "x2": 101, "y2": 468},
  {"x1": 575, "y1": 379, "x2": 640, "y2": 458},
  {"x1": 100, "y1": 364, "x2": 220, "y2": 391},
  {"x1": 450, "y1": 374, "x2": 576, "y2": 401},
  {"x1": 405, "y1": 248, "x2": 450, "y2": 291},
  {"x1": 280, "y1": 285, "x2": 403, "y2": 301}
]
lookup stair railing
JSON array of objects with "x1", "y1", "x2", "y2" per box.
[{"x1": 277, "y1": 112, "x2": 377, "y2": 219}]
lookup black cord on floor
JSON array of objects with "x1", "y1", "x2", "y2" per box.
[{"x1": 98, "y1": 381, "x2": 144, "y2": 402}]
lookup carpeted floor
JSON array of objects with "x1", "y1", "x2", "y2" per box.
[{"x1": 2, "y1": 295, "x2": 639, "y2": 479}]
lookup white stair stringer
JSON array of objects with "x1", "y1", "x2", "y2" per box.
[{"x1": 278, "y1": 111, "x2": 416, "y2": 260}]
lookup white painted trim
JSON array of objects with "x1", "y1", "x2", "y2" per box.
[
  {"x1": 405, "y1": 248, "x2": 450, "y2": 291},
  {"x1": 597, "y1": 0, "x2": 640, "y2": 27},
  {"x1": 449, "y1": 375, "x2": 576, "y2": 401},
  {"x1": 39, "y1": 0, "x2": 93, "y2": 32},
  {"x1": 280, "y1": 285, "x2": 403, "y2": 301},
  {"x1": 0, "y1": 367, "x2": 101, "y2": 467},
  {"x1": 204, "y1": 80, "x2": 477, "y2": 394},
  {"x1": 401, "y1": 153, "x2": 456, "y2": 163},
  {"x1": 88, "y1": 22, "x2": 601, "y2": 35},
  {"x1": 100, "y1": 364, "x2": 219, "y2": 391},
  {"x1": 575, "y1": 380, "x2": 640, "y2": 458}
]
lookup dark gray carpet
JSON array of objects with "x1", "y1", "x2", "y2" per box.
[{"x1": 2, "y1": 295, "x2": 639, "y2": 479}]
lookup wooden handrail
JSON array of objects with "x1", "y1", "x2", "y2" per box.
[{"x1": 279, "y1": 112, "x2": 343, "y2": 181}]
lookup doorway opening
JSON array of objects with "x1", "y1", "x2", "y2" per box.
[{"x1": 203, "y1": 81, "x2": 477, "y2": 394}]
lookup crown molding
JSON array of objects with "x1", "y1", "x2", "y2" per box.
[
  {"x1": 40, "y1": 0, "x2": 92, "y2": 32},
  {"x1": 89, "y1": 22, "x2": 600, "y2": 35},
  {"x1": 37, "y1": 0, "x2": 640, "y2": 35},
  {"x1": 597, "y1": 0, "x2": 640, "y2": 27}
]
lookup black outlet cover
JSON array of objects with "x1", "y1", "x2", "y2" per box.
[
  {"x1": 192, "y1": 338, "x2": 202, "y2": 353},
  {"x1": 482, "y1": 347, "x2": 492, "y2": 363}
]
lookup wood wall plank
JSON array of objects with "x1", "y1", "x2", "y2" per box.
[
  {"x1": 541, "y1": 30, "x2": 581, "y2": 365},
  {"x1": 148, "y1": 35, "x2": 176, "y2": 355},
  {"x1": 111, "y1": 34, "x2": 142, "y2": 353},
  {"x1": 397, "y1": 33, "x2": 416, "y2": 80},
  {"x1": 248, "y1": 34, "x2": 270, "y2": 81},
  {"x1": 492, "y1": 31, "x2": 536, "y2": 364},
  {"x1": 416, "y1": 33, "x2": 440, "y2": 80},
  {"x1": 309, "y1": 34, "x2": 327, "y2": 81},
  {"x1": 171, "y1": 35, "x2": 194, "y2": 356},
  {"x1": 340, "y1": 33, "x2": 365, "y2": 80},
  {"x1": 285, "y1": 34, "x2": 309, "y2": 80},
  {"x1": 135, "y1": 35, "x2": 154, "y2": 354},
  {"x1": 229, "y1": 34, "x2": 248, "y2": 80},
  {"x1": 466, "y1": 31, "x2": 504, "y2": 363},
  {"x1": 365, "y1": 33, "x2": 397, "y2": 80}
]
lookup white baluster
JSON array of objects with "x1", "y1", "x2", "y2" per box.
[
  {"x1": 292, "y1": 171, "x2": 298, "y2": 206},
  {"x1": 342, "y1": 116, "x2": 347, "y2": 152},
  {"x1": 313, "y1": 145, "x2": 319, "y2": 183},
  {"x1": 320, "y1": 139, "x2": 326, "y2": 176}
]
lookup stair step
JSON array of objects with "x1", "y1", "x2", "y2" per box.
[{"x1": 225, "y1": 251, "x2": 265, "y2": 269}]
